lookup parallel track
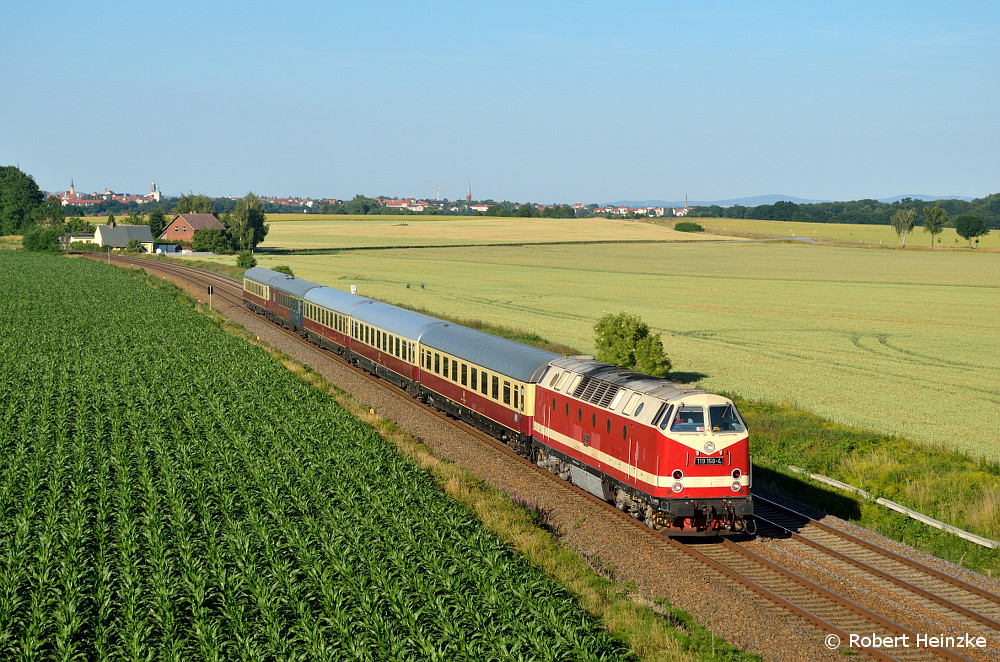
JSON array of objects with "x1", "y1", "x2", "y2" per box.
[{"x1": 89, "y1": 254, "x2": 996, "y2": 661}]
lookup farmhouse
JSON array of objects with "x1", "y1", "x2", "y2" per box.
[
  {"x1": 160, "y1": 213, "x2": 226, "y2": 243},
  {"x1": 93, "y1": 224, "x2": 155, "y2": 252}
]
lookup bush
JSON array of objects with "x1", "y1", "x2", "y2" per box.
[
  {"x1": 236, "y1": 251, "x2": 256, "y2": 268},
  {"x1": 594, "y1": 312, "x2": 671, "y2": 377},
  {"x1": 70, "y1": 241, "x2": 103, "y2": 252},
  {"x1": 124, "y1": 238, "x2": 145, "y2": 253},
  {"x1": 21, "y1": 225, "x2": 62, "y2": 252},
  {"x1": 273, "y1": 265, "x2": 294, "y2": 276},
  {"x1": 673, "y1": 221, "x2": 704, "y2": 232}
]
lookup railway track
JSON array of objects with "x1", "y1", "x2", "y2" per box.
[{"x1": 88, "y1": 254, "x2": 998, "y2": 661}]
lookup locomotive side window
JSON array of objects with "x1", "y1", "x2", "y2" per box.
[
  {"x1": 592, "y1": 412, "x2": 596, "y2": 428},
  {"x1": 670, "y1": 406, "x2": 706, "y2": 432},
  {"x1": 606, "y1": 418, "x2": 611, "y2": 434},
  {"x1": 623, "y1": 393, "x2": 642, "y2": 415},
  {"x1": 555, "y1": 372, "x2": 569, "y2": 391},
  {"x1": 659, "y1": 405, "x2": 674, "y2": 430},
  {"x1": 548, "y1": 371, "x2": 561, "y2": 387},
  {"x1": 709, "y1": 404, "x2": 746, "y2": 432},
  {"x1": 577, "y1": 408, "x2": 582, "y2": 422},
  {"x1": 609, "y1": 390, "x2": 626, "y2": 410}
]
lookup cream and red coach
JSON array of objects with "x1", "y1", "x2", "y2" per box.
[{"x1": 243, "y1": 268, "x2": 753, "y2": 536}]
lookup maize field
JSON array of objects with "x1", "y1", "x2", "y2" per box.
[{"x1": 0, "y1": 252, "x2": 632, "y2": 661}]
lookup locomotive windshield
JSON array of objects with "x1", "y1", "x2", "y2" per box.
[
  {"x1": 670, "y1": 406, "x2": 705, "y2": 432},
  {"x1": 709, "y1": 404, "x2": 746, "y2": 432}
]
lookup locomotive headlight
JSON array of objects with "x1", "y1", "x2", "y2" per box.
[
  {"x1": 672, "y1": 469, "x2": 683, "y2": 480},
  {"x1": 731, "y1": 469, "x2": 742, "y2": 480},
  {"x1": 672, "y1": 481, "x2": 683, "y2": 493},
  {"x1": 704, "y1": 441, "x2": 715, "y2": 453},
  {"x1": 731, "y1": 481, "x2": 741, "y2": 492}
]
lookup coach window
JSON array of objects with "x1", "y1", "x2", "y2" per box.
[
  {"x1": 461, "y1": 364, "x2": 467, "y2": 386},
  {"x1": 435, "y1": 353, "x2": 440, "y2": 374},
  {"x1": 443, "y1": 356, "x2": 449, "y2": 378},
  {"x1": 395, "y1": 337, "x2": 400, "y2": 358},
  {"x1": 482, "y1": 373, "x2": 489, "y2": 396},
  {"x1": 520, "y1": 386, "x2": 525, "y2": 410},
  {"x1": 451, "y1": 361, "x2": 458, "y2": 382},
  {"x1": 492, "y1": 376, "x2": 500, "y2": 400},
  {"x1": 471, "y1": 367, "x2": 478, "y2": 390},
  {"x1": 503, "y1": 381, "x2": 511, "y2": 405},
  {"x1": 513, "y1": 384, "x2": 519, "y2": 409}
]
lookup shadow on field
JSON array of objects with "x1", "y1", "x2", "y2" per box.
[
  {"x1": 668, "y1": 371, "x2": 708, "y2": 384},
  {"x1": 752, "y1": 465, "x2": 862, "y2": 521}
]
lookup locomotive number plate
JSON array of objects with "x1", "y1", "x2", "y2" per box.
[{"x1": 694, "y1": 457, "x2": 724, "y2": 465}]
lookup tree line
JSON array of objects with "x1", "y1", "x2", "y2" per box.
[{"x1": 688, "y1": 194, "x2": 1000, "y2": 229}]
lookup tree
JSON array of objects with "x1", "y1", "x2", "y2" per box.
[
  {"x1": 36, "y1": 195, "x2": 66, "y2": 226},
  {"x1": 191, "y1": 228, "x2": 234, "y2": 253},
  {"x1": 923, "y1": 206, "x2": 947, "y2": 246},
  {"x1": 594, "y1": 312, "x2": 672, "y2": 378},
  {"x1": 890, "y1": 208, "x2": 916, "y2": 247},
  {"x1": 124, "y1": 238, "x2": 145, "y2": 253},
  {"x1": 0, "y1": 166, "x2": 45, "y2": 235},
  {"x1": 147, "y1": 208, "x2": 167, "y2": 238},
  {"x1": 174, "y1": 193, "x2": 215, "y2": 215},
  {"x1": 514, "y1": 203, "x2": 536, "y2": 217},
  {"x1": 228, "y1": 192, "x2": 269, "y2": 251},
  {"x1": 954, "y1": 214, "x2": 988, "y2": 248}
]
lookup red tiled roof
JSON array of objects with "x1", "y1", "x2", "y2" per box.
[{"x1": 173, "y1": 213, "x2": 225, "y2": 231}]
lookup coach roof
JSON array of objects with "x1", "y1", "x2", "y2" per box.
[
  {"x1": 349, "y1": 300, "x2": 445, "y2": 340},
  {"x1": 267, "y1": 273, "x2": 321, "y2": 299},
  {"x1": 243, "y1": 266, "x2": 284, "y2": 287},
  {"x1": 304, "y1": 286, "x2": 372, "y2": 316},
  {"x1": 421, "y1": 324, "x2": 560, "y2": 383}
]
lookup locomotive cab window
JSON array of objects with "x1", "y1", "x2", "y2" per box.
[
  {"x1": 709, "y1": 404, "x2": 746, "y2": 432},
  {"x1": 670, "y1": 405, "x2": 706, "y2": 432}
]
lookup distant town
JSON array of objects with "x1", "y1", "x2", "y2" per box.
[{"x1": 50, "y1": 181, "x2": 692, "y2": 219}]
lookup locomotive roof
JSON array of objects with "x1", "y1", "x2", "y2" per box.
[
  {"x1": 349, "y1": 299, "x2": 446, "y2": 340},
  {"x1": 304, "y1": 286, "x2": 372, "y2": 315},
  {"x1": 548, "y1": 355, "x2": 709, "y2": 402},
  {"x1": 421, "y1": 324, "x2": 561, "y2": 383}
]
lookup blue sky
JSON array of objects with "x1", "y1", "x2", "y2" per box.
[{"x1": 3, "y1": 1, "x2": 998, "y2": 203}]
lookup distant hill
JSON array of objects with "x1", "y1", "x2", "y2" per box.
[{"x1": 610, "y1": 193, "x2": 974, "y2": 208}]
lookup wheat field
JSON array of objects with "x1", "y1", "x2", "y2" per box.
[{"x1": 199, "y1": 220, "x2": 1000, "y2": 459}]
